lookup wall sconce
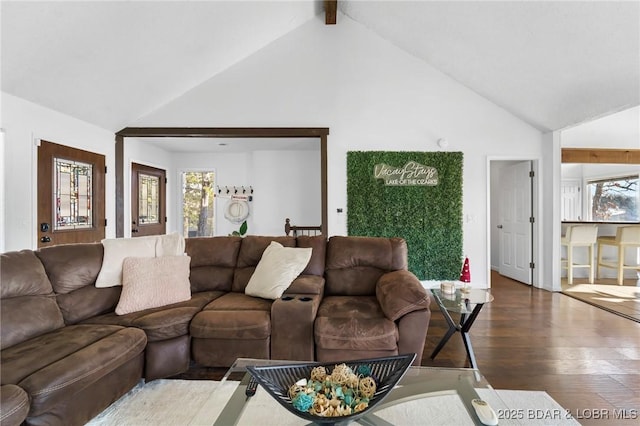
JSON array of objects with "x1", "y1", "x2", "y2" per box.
[{"x1": 437, "y1": 138, "x2": 449, "y2": 149}]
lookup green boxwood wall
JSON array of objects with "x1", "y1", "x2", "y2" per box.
[{"x1": 347, "y1": 151, "x2": 463, "y2": 280}]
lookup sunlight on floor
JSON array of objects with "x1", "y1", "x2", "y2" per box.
[{"x1": 560, "y1": 277, "x2": 640, "y2": 322}]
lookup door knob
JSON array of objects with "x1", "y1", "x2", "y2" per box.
[
  {"x1": 40, "y1": 236, "x2": 51, "y2": 243},
  {"x1": 40, "y1": 223, "x2": 50, "y2": 232},
  {"x1": 497, "y1": 225, "x2": 503, "y2": 229}
]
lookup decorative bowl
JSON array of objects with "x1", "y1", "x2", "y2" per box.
[{"x1": 246, "y1": 354, "x2": 415, "y2": 425}]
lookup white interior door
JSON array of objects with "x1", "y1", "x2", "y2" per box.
[
  {"x1": 499, "y1": 161, "x2": 533, "y2": 284},
  {"x1": 561, "y1": 179, "x2": 582, "y2": 221}
]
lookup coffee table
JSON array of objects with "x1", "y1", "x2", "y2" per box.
[
  {"x1": 430, "y1": 287, "x2": 494, "y2": 369},
  {"x1": 208, "y1": 358, "x2": 509, "y2": 425}
]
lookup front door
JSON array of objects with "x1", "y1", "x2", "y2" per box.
[
  {"x1": 498, "y1": 161, "x2": 533, "y2": 285},
  {"x1": 131, "y1": 162, "x2": 166, "y2": 237},
  {"x1": 37, "y1": 140, "x2": 106, "y2": 248}
]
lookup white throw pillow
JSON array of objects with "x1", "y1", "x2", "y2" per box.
[
  {"x1": 115, "y1": 256, "x2": 192, "y2": 315},
  {"x1": 95, "y1": 236, "x2": 157, "y2": 288},
  {"x1": 156, "y1": 233, "x2": 185, "y2": 257},
  {"x1": 245, "y1": 241, "x2": 312, "y2": 300},
  {"x1": 95, "y1": 233, "x2": 186, "y2": 288}
]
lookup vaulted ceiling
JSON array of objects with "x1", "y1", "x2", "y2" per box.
[{"x1": 2, "y1": 1, "x2": 639, "y2": 133}]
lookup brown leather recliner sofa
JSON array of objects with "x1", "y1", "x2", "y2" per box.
[
  {"x1": 0, "y1": 235, "x2": 430, "y2": 426},
  {"x1": 314, "y1": 236, "x2": 432, "y2": 362},
  {"x1": 0, "y1": 248, "x2": 147, "y2": 426}
]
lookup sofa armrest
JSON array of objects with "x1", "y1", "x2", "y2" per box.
[
  {"x1": 272, "y1": 275, "x2": 324, "y2": 360},
  {"x1": 270, "y1": 293, "x2": 321, "y2": 361},
  {"x1": 285, "y1": 274, "x2": 325, "y2": 296},
  {"x1": 0, "y1": 384, "x2": 30, "y2": 426},
  {"x1": 376, "y1": 270, "x2": 430, "y2": 321},
  {"x1": 398, "y1": 309, "x2": 431, "y2": 366}
]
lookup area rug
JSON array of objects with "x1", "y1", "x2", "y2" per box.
[
  {"x1": 86, "y1": 379, "x2": 579, "y2": 426},
  {"x1": 562, "y1": 283, "x2": 640, "y2": 323}
]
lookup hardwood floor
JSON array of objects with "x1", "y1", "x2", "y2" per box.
[
  {"x1": 560, "y1": 277, "x2": 640, "y2": 323},
  {"x1": 422, "y1": 271, "x2": 640, "y2": 425},
  {"x1": 178, "y1": 271, "x2": 640, "y2": 424}
]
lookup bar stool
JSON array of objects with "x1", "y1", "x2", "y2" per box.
[
  {"x1": 561, "y1": 225, "x2": 598, "y2": 285},
  {"x1": 596, "y1": 225, "x2": 640, "y2": 285}
]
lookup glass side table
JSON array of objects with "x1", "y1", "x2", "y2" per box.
[{"x1": 430, "y1": 287, "x2": 494, "y2": 369}]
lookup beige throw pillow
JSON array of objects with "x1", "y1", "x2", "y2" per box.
[
  {"x1": 245, "y1": 241, "x2": 312, "y2": 300},
  {"x1": 115, "y1": 256, "x2": 192, "y2": 315}
]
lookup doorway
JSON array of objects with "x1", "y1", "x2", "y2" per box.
[
  {"x1": 37, "y1": 140, "x2": 105, "y2": 248},
  {"x1": 114, "y1": 128, "x2": 329, "y2": 238},
  {"x1": 131, "y1": 162, "x2": 166, "y2": 237},
  {"x1": 489, "y1": 159, "x2": 536, "y2": 285}
]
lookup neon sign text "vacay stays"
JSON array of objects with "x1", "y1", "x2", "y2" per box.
[{"x1": 374, "y1": 161, "x2": 439, "y2": 186}]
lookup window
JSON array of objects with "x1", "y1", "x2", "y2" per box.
[
  {"x1": 138, "y1": 173, "x2": 160, "y2": 224},
  {"x1": 182, "y1": 171, "x2": 215, "y2": 237},
  {"x1": 586, "y1": 174, "x2": 639, "y2": 222},
  {"x1": 54, "y1": 158, "x2": 93, "y2": 230}
]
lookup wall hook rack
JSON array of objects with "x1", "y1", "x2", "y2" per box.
[{"x1": 216, "y1": 185, "x2": 254, "y2": 201}]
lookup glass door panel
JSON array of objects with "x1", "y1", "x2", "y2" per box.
[
  {"x1": 131, "y1": 163, "x2": 166, "y2": 237},
  {"x1": 54, "y1": 158, "x2": 93, "y2": 230},
  {"x1": 139, "y1": 173, "x2": 160, "y2": 224}
]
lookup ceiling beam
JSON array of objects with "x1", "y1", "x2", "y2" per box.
[
  {"x1": 116, "y1": 127, "x2": 329, "y2": 138},
  {"x1": 325, "y1": 0, "x2": 337, "y2": 25},
  {"x1": 562, "y1": 148, "x2": 640, "y2": 164}
]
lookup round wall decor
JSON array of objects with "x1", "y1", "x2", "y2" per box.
[{"x1": 224, "y1": 199, "x2": 250, "y2": 223}]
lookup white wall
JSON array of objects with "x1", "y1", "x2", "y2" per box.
[
  {"x1": 135, "y1": 14, "x2": 544, "y2": 287},
  {"x1": 1, "y1": 92, "x2": 116, "y2": 251},
  {"x1": 172, "y1": 149, "x2": 320, "y2": 237},
  {"x1": 573, "y1": 163, "x2": 638, "y2": 178},
  {"x1": 561, "y1": 105, "x2": 640, "y2": 148},
  {"x1": 250, "y1": 150, "x2": 321, "y2": 236},
  {"x1": 541, "y1": 132, "x2": 563, "y2": 291}
]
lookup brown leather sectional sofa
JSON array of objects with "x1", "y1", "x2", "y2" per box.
[{"x1": 0, "y1": 235, "x2": 430, "y2": 426}]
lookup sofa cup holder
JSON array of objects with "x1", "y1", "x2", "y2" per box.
[{"x1": 280, "y1": 296, "x2": 313, "y2": 302}]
